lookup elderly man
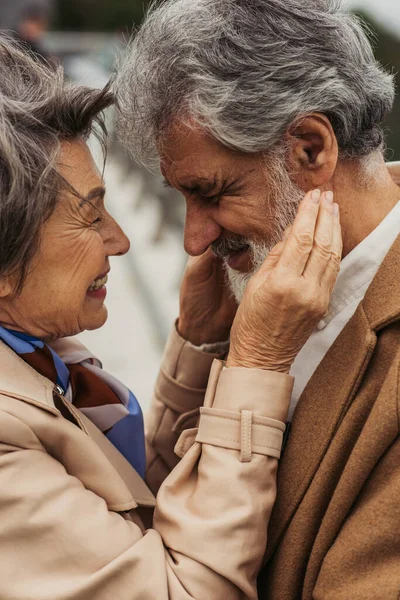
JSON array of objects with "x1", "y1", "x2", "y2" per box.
[{"x1": 117, "y1": 0, "x2": 400, "y2": 598}]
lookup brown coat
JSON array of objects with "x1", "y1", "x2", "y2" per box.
[
  {"x1": 257, "y1": 234, "x2": 400, "y2": 599},
  {"x1": 0, "y1": 322, "x2": 293, "y2": 599}
]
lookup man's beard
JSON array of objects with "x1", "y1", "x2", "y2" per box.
[{"x1": 212, "y1": 152, "x2": 304, "y2": 303}]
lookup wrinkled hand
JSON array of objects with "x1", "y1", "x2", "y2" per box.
[
  {"x1": 387, "y1": 161, "x2": 400, "y2": 186},
  {"x1": 227, "y1": 190, "x2": 342, "y2": 373},
  {"x1": 178, "y1": 249, "x2": 237, "y2": 346}
]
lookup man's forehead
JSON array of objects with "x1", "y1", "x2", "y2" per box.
[
  {"x1": 160, "y1": 121, "x2": 217, "y2": 165},
  {"x1": 159, "y1": 121, "x2": 259, "y2": 178}
]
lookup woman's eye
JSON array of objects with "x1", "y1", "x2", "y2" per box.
[{"x1": 92, "y1": 216, "x2": 102, "y2": 225}]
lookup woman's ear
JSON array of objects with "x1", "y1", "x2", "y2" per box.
[
  {"x1": 0, "y1": 276, "x2": 13, "y2": 298},
  {"x1": 286, "y1": 113, "x2": 339, "y2": 189}
]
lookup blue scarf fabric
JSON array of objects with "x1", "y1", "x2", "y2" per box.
[{"x1": 0, "y1": 326, "x2": 146, "y2": 478}]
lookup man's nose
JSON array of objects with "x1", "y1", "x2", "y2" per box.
[{"x1": 184, "y1": 204, "x2": 222, "y2": 256}]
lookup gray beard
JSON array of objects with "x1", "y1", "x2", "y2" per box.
[
  {"x1": 224, "y1": 240, "x2": 273, "y2": 303},
  {"x1": 224, "y1": 165, "x2": 304, "y2": 303}
]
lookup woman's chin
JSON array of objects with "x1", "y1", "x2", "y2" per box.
[{"x1": 82, "y1": 304, "x2": 108, "y2": 332}]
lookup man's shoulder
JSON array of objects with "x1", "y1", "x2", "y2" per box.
[{"x1": 362, "y1": 233, "x2": 400, "y2": 331}]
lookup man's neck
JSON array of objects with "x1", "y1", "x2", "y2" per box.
[{"x1": 330, "y1": 157, "x2": 400, "y2": 258}]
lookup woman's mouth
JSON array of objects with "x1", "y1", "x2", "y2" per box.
[{"x1": 86, "y1": 273, "x2": 108, "y2": 300}]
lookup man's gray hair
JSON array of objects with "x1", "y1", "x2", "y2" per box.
[
  {"x1": 116, "y1": 0, "x2": 395, "y2": 169},
  {"x1": 0, "y1": 36, "x2": 113, "y2": 291}
]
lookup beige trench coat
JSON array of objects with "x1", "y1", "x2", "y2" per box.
[{"x1": 0, "y1": 323, "x2": 293, "y2": 599}]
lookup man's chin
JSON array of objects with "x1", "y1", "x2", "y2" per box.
[
  {"x1": 224, "y1": 243, "x2": 271, "y2": 303},
  {"x1": 224, "y1": 264, "x2": 254, "y2": 304}
]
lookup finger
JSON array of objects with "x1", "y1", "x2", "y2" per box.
[
  {"x1": 282, "y1": 225, "x2": 293, "y2": 241},
  {"x1": 281, "y1": 225, "x2": 293, "y2": 245},
  {"x1": 303, "y1": 191, "x2": 334, "y2": 282},
  {"x1": 259, "y1": 240, "x2": 286, "y2": 273},
  {"x1": 277, "y1": 189, "x2": 322, "y2": 275},
  {"x1": 184, "y1": 247, "x2": 215, "y2": 284},
  {"x1": 321, "y1": 203, "x2": 342, "y2": 292},
  {"x1": 257, "y1": 225, "x2": 293, "y2": 275}
]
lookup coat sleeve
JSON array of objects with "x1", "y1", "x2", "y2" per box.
[
  {"x1": 0, "y1": 361, "x2": 293, "y2": 600},
  {"x1": 313, "y1": 435, "x2": 400, "y2": 600},
  {"x1": 145, "y1": 323, "x2": 228, "y2": 494}
]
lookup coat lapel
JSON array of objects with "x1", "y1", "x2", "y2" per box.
[
  {"x1": 75, "y1": 405, "x2": 156, "y2": 508},
  {"x1": 265, "y1": 233, "x2": 400, "y2": 561}
]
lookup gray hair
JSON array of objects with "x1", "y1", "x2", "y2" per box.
[
  {"x1": 0, "y1": 36, "x2": 113, "y2": 291},
  {"x1": 116, "y1": 0, "x2": 395, "y2": 169}
]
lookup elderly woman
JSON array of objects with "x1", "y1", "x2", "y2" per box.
[{"x1": 0, "y1": 39, "x2": 342, "y2": 600}]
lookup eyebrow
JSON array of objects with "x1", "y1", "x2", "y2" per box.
[
  {"x1": 79, "y1": 186, "x2": 106, "y2": 207},
  {"x1": 163, "y1": 176, "x2": 219, "y2": 195}
]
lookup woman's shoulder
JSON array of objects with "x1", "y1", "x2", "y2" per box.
[
  {"x1": 0, "y1": 339, "x2": 59, "y2": 447},
  {"x1": 0, "y1": 399, "x2": 45, "y2": 451}
]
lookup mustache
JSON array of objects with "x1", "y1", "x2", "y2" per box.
[{"x1": 211, "y1": 235, "x2": 249, "y2": 259}]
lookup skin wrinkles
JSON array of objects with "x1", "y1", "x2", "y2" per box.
[
  {"x1": 161, "y1": 128, "x2": 275, "y2": 258},
  {"x1": 160, "y1": 123, "x2": 296, "y2": 279},
  {"x1": 0, "y1": 139, "x2": 130, "y2": 341},
  {"x1": 163, "y1": 173, "x2": 247, "y2": 202}
]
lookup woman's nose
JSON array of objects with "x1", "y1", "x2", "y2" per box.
[
  {"x1": 184, "y1": 206, "x2": 222, "y2": 256},
  {"x1": 104, "y1": 216, "x2": 131, "y2": 257}
]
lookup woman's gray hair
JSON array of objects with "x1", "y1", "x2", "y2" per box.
[
  {"x1": 116, "y1": 0, "x2": 395, "y2": 169},
  {"x1": 0, "y1": 36, "x2": 113, "y2": 291}
]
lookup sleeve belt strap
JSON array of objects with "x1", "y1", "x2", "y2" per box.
[{"x1": 195, "y1": 407, "x2": 286, "y2": 461}]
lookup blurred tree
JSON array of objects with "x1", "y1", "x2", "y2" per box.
[
  {"x1": 354, "y1": 11, "x2": 400, "y2": 160},
  {"x1": 54, "y1": 0, "x2": 147, "y2": 32}
]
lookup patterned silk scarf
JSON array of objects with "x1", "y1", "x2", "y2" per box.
[{"x1": 0, "y1": 326, "x2": 146, "y2": 478}]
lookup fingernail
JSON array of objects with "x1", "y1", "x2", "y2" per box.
[
  {"x1": 333, "y1": 203, "x2": 340, "y2": 218},
  {"x1": 311, "y1": 189, "x2": 321, "y2": 203},
  {"x1": 324, "y1": 191, "x2": 334, "y2": 205}
]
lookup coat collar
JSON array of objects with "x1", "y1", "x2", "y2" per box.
[
  {"x1": 0, "y1": 335, "x2": 98, "y2": 412},
  {"x1": 0, "y1": 337, "x2": 58, "y2": 413},
  {"x1": 265, "y1": 233, "x2": 400, "y2": 561},
  {"x1": 361, "y1": 233, "x2": 400, "y2": 331}
]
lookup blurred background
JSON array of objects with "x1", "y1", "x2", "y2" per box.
[{"x1": 0, "y1": 0, "x2": 398, "y2": 410}]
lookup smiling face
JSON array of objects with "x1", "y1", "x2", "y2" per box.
[
  {"x1": 0, "y1": 139, "x2": 130, "y2": 340},
  {"x1": 161, "y1": 123, "x2": 304, "y2": 301}
]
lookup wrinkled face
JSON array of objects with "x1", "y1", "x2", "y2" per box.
[
  {"x1": 0, "y1": 139, "x2": 130, "y2": 340},
  {"x1": 161, "y1": 123, "x2": 304, "y2": 301}
]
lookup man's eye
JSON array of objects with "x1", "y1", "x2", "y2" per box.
[
  {"x1": 92, "y1": 216, "x2": 102, "y2": 225},
  {"x1": 204, "y1": 194, "x2": 221, "y2": 205}
]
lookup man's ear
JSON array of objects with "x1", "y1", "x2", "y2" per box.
[{"x1": 286, "y1": 113, "x2": 339, "y2": 189}]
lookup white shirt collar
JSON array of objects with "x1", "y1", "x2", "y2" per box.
[{"x1": 317, "y1": 201, "x2": 400, "y2": 331}]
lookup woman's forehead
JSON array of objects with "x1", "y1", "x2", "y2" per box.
[{"x1": 57, "y1": 139, "x2": 103, "y2": 195}]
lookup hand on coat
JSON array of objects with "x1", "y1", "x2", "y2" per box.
[
  {"x1": 386, "y1": 161, "x2": 400, "y2": 186},
  {"x1": 177, "y1": 249, "x2": 237, "y2": 346},
  {"x1": 227, "y1": 190, "x2": 342, "y2": 373}
]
